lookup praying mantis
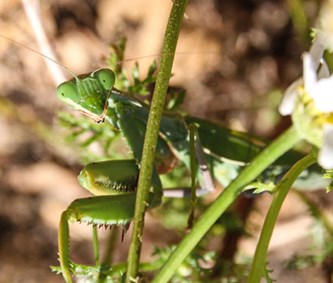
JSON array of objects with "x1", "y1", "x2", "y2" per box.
[{"x1": 55, "y1": 67, "x2": 326, "y2": 283}]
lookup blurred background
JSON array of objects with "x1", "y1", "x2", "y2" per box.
[{"x1": 0, "y1": 0, "x2": 332, "y2": 282}]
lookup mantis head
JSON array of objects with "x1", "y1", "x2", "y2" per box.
[{"x1": 57, "y1": 69, "x2": 116, "y2": 122}]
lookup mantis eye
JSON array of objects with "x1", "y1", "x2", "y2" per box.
[
  {"x1": 57, "y1": 81, "x2": 79, "y2": 103},
  {"x1": 94, "y1": 69, "x2": 116, "y2": 90}
]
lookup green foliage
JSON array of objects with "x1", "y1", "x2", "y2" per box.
[
  {"x1": 149, "y1": 246, "x2": 214, "y2": 283},
  {"x1": 58, "y1": 111, "x2": 124, "y2": 162},
  {"x1": 108, "y1": 37, "x2": 158, "y2": 96},
  {"x1": 52, "y1": 245, "x2": 249, "y2": 283}
]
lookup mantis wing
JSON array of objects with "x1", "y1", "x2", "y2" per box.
[{"x1": 186, "y1": 116, "x2": 327, "y2": 189}]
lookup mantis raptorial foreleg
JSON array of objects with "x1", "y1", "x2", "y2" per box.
[
  {"x1": 58, "y1": 159, "x2": 162, "y2": 283},
  {"x1": 58, "y1": 155, "x2": 209, "y2": 283}
]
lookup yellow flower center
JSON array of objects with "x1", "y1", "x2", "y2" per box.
[{"x1": 292, "y1": 87, "x2": 330, "y2": 148}]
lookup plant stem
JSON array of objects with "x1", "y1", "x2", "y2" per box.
[
  {"x1": 152, "y1": 126, "x2": 301, "y2": 283},
  {"x1": 125, "y1": 1, "x2": 188, "y2": 282},
  {"x1": 92, "y1": 226, "x2": 100, "y2": 265},
  {"x1": 248, "y1": 152, "x2": 317, "y2": 283}
]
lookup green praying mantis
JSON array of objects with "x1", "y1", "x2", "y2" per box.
[{"x1": 55, "y1": 67, "x2": 327, "y2": 282}]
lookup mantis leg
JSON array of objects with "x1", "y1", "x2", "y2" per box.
[
  {"x1": 58, "y1": 194, "x2": 135, "y2": 283},
  {"x1": 58, "y1": 192, "x2": 160, "y2": 283},
  {"x1": 188, "y1": 124, "x2": 198, "y2": 229},
  {"x1": 162, "y1": 124, "x2": 215, "y2": 198},
  {"x1": 58, "y1": 159, "x2": 161, "y2": 283},
  {"x1": 191, "y1": 124, "x2": 215, "y2": 194}
]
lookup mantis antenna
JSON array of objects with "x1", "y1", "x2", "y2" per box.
[
  {"x1": 0, "y1": 33, "x2": 78, "y2": 80},
  {"x1": 119, "y1": 50, "x2": 220, "y2": 64},
  {"x1": 1, "y1": 33, "x2": 220, "y2": 82}
]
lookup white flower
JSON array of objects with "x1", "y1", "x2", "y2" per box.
[
  {"x1": 279, "y1": 34, "x2": 333, "y2": 169},
  {"x1": 319, "y1": 124, "x2": 333, "y2": 169},
  {"x1": 279, "y1": 34, "x2": 328, "y2": 115},
  {"x1": 278, "y1": 78, "x2": 303, "y2": 115}
]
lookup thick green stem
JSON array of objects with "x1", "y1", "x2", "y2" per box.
[
  {"x1": 152, "y1": 126, "x2": 301, "y2": 283},
  {"x1": 125, "y1": 1, "x2": 188, "y2": 282},
  {"x1": 248, "y1": 152, "x2": 317, "y2": 283}
]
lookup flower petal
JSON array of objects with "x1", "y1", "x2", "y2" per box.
[
  {"x1": 310, "y1": 76, "x2": 333, "y2": 112},
  {"x1": 318, "y1": 124, "x2": 333, "y2": 169},
  {"x1": 303, "y1": 53, "x2": 317, "y2": 94},
  {"x1": 279, "y1": 78, "x2": 302, "y2": 115},
  {"x1": 318, "y1": 59, "x2": 330, "y2": 79},
  {"x1": 309, "y1": 33, "x2": 326, "y2": 68}
]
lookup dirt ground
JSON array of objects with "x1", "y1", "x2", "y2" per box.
[{"x1": 0, "y1": 0, "x2": 332, "y2": 282}]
